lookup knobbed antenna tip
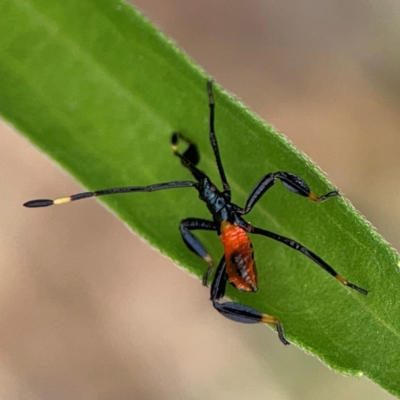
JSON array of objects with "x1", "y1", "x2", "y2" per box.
[{"x1": 23, "y1": 199, "x2": 54, "y2": 208}]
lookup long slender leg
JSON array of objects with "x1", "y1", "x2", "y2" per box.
[
  {"x1": 210, "y1": 255, "x2": 229, "y2": 300},
  {"x1": 23, "y1": 181, "x2": 197, "y2": 208},
  {"x1": 179, "y1": 218, "x2": 217, "y2": 286},
  {"x1": 250, "y1": 225, "x2": 368, "y2": 295},
  {"x1": 241, "y1": 172, "x2": 338, "y2": 215},
  {"x1": 207, "y1": 81, "x2": 231, "y2": 197},
  {"x1": 210, "y1": 255, "x2": 289, "y2": 345}
]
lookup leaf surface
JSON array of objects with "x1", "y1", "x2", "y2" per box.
[{"x1": 1, "y1": 0, "x2": 400, "y2": 396}]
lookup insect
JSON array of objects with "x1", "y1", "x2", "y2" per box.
[{"x1": 24, "y1": 80, "x2": 368, "y2": 344}]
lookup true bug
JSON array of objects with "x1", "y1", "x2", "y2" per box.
[{"x1": 24, "y1": 81, "x2": 368, "y2": 344}]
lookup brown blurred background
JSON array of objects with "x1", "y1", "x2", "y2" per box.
[{"x1": 2, "y1": 1, "x2": 400, "y2": 399}]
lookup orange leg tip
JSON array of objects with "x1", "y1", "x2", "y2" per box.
[
  {"x1": 261, "y1": 315, "x2": 279, "y2": 324},
  {"x1": 335, "y1": 274, "x2": 347, "y2": 285},
  {"x1": 309, "y1": 190, "x2": 339, "y2": 202},
  {"x1": 336, "y1": 274, "x2": 368, "y2": 295},
  {"x1": 308, "y1": 192, "x2": 319, "y2": 202}
]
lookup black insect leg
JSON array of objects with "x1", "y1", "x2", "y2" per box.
[
  {"x1": 249, "y1": 225, "x2": 368, "y2": 295},
  {"x1": 241, "y1": 172, "x2": 338, "y2": 215},
  {"x1": 179, "y1": 218, "x2": 217, "y2": 286},
  {"x1": 211, "y1": 256, "x2": 289, "y2": 345},
  {"x1": 210, "y1": 255, "x2": 229, "y2": 300},
  {"x1": 23, "y1": 181, "x2": 197, "y2": 208},
  {"x1": 207, "y1": 81, "x2": 231, "y2": 198}
]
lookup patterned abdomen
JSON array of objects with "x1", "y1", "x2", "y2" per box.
[{"x1": 220, "y1": 221, "x2": 257, "y2": 292}]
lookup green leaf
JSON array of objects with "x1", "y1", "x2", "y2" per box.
[{"x1": 1, "y1": 0, "x2": 400, "y2": 396}]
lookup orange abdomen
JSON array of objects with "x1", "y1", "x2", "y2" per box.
[{"x1": 220, "y1": 221, "x2": 257, "y2": 292}]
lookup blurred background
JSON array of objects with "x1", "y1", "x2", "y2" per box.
[{"x1": 2, "y1": 0, "x2": 400, "y2": 399}]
